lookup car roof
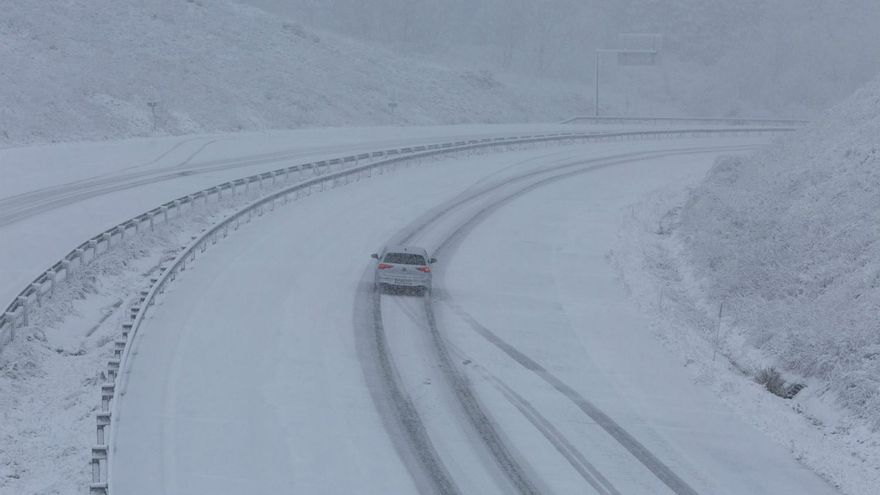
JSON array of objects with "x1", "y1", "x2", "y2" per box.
[{"x1": 383, "y1": 245, "x2": 428, "y2": 256}]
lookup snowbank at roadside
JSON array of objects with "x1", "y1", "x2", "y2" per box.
[
  {"x1": 0, "y1": 212, "x2": 204, "y2": 494},
  {"x1": 677, "y1": 74, "x2": 880, "y2": 427},
  {"x1": 613, "y1": 185, "x2": 880, "y2": 495},
  {"x1": 609, "y1": 74, "x2": 880, "y2": 495}
]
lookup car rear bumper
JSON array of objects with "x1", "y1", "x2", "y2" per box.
[{"x1": 376, "y1": 272, "x2": 431, "y2": 288}]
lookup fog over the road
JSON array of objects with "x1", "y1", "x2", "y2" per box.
[{"x1": 249, "y1": 0, "x2": 880, "y2": 116}]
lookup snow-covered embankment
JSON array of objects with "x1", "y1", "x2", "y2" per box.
[{"x1": 614, "y1": 75, "x2": 880, "y2": 494}]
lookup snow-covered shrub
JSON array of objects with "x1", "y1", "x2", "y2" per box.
[
  {"x1": 678, "y1": 73, "x2": 880, "y2": 427},
  {"x1": 755, "y1": 367, "x2": 786, "y2": 396}
]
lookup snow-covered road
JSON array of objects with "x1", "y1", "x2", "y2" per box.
[
  {"x1": 110, "y1": 137, "x2": 837, "y2": 494},
  {"x1": 0, "y1": 124, "x2": 587, "y2": 308}
]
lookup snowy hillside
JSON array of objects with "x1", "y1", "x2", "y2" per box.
[
  {"x1": 677, "y1": 74, "x2": 880, "y2": 427},
  {"x1": 247, "y1": 0, "x2": 880, "y2": 118},
  {"x1": 0, "y1": 0, "x2": 585, "y2": 146}
]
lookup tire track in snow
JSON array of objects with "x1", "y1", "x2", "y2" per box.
[
  {"x1": 367, "y1": 144, "x2": 756, "y2": 495},
  {"x1": 384, "y1": 146, "x2": 753, "y2": 494},
  {"x1": 444, "y1": 302, "x2": 699, "y2": 495},
  {"x1": 0, "y1": 148, "x2": 330, "y2": 226},
  {"x1": 483, "y1": 368, "x2": 622, "y2": 495},
  {"x1": 382, "y1": 150, "x2": 668, "y2": 495},
  {"x1": 390, "y1": 144, "x2": 757, "y2": 248},
  {"x1": 422, "y1": 153, "x2": 727, "y2": 495},
  {"x1": 441, "y1": 325, "x2": 623, "y2": 495},
  {"x1": 421, "y1": 294, "x2": 544, "y2": 495},
  {"x1": 0, "y1": 132, "x2": 570, "y2": 226},
  {"x1": 353, "y1": 274, "x2": 461, "y2": 495}
]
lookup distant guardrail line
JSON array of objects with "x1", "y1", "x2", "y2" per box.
[{"x1": 560, "y1": 115, "x2": 809, "y2": 126}]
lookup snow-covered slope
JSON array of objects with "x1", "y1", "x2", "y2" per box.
[
  {"x1": 0, "y1": 0, "x2": 584, "y2": 146},
  {"x1": 677, "y1": 74, "x2": 880, "y2": 427},
  {"x1": 245, "y1": 0, "x2": 880, "y2": 118}
]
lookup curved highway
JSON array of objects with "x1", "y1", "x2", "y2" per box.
[
  {"x1": 110, "y1": 137, "x2": 839, "y2": 495},
  {"x1": 0, "y1": 126, "x2": 583, "y2": 307}
]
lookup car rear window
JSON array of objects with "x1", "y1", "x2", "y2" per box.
[{"x1": 383, "y1": 253, "x2": 426, "y2": 265}]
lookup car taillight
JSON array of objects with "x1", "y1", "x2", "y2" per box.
[
  {"x1": 417, "y1": 266, "x2": 431, "y2": 273},
  {"x1": 378, "y1": 263, "x2": 393, "y2": 269}
]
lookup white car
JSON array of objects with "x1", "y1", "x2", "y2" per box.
[{"x1": 371, "y1": 245, "x2": 436, "y2": 295}]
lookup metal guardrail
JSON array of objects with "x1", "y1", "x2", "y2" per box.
[
  {"x1": 0, "y1": 135, "x2": 550, "y2": 340},
  {"x1": 560, "y1": 115, "x2": 809, "y2": 127},
  {"x1": 0, "y1": 128, "x2": 795, "y2": 495}
]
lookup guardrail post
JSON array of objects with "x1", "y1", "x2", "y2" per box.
[
  {"x1": 87, "y1": 239, "x2": 98, "y2": 261},
  {"x1": 15, "y1": 296, "x2": 29, "y2": 326},
  {"x1": 72, "y1": 247, "x2": 84, "y2": 266},
  {"x1": 47, "y1": 271, "x2": 56, "y2": 297},
  {"x1": 96, "y1": 412, "x2": 111, "y2": 445},
  {"x1": 59, "y1": 260, "x2": 71, "y2": 282},
  {"x1": 101, "y1": 383, "x2": 115, "y2": 411},
  {"x1": 3, "y1": 311, "x2": 17, "y2": 330},
  {"x1": 107, "y1": 359, "x2": 120, "y2": 382},
  {"x1": 90, "y1": 445, "x2": 108, "y2": 494},
  {"x1": 31, "y1": 284, "x2": 43, "y2": 308}
]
